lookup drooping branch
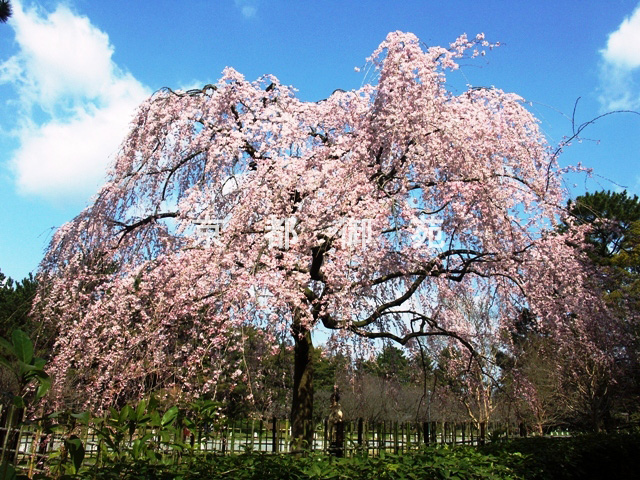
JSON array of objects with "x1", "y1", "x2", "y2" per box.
[
  {"x1": 353, "y1": 274, "x2": 426, "y2": 328},
  {"x1": 348, "y1": 324, "x2": 477, "y2": 364},
  {"x1": 112, "y1": 212, "x2": 178, "y2": 245}
]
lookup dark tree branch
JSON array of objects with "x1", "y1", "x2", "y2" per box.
[
  {"x1": 112, "y1": 212, "x2": 178, "y2": 245},
  {"x1": 353, "y1": 274, "x2": 426, "y2": 328}
]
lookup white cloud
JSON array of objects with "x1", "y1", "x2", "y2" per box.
[
  {"x1": 0, "y1": 1, "x2": 150, "y2": 201},
  {"x1": 234, "y1": 0, "x2": 258, "y2": 18},
  {"x1": 599, "y1": 4, "x2": 640, "y2": 110},
  {"x1": 602, "y1": 5, "x2": 640, "y2": 69}
]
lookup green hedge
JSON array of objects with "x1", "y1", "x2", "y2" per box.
[{"x1": 481, "y1": 433, "x2": 640, "y2": 480}]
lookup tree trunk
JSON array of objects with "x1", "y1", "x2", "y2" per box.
[{"x1": 290, "y1": 323, "x2": 314, "y2": 452}]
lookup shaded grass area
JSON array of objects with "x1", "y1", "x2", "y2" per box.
[
  {"x1": 5, "y1": 433, "x2": 639, "y2": 479},
  {"x1": 481, "y1": 432, "x2": 640, "y2": 480}
]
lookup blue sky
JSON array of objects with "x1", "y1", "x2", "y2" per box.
[{"x1": 1, "y1": 0, "x2": 639, "y2": 281}]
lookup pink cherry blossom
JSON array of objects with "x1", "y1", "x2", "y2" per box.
[{"x1": 35, "y1": 32, "x2": 609, "y2": 445}]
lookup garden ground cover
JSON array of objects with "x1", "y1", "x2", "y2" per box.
[{"x1": 5, "y1": 433, "x2": 638, "y2": 480}]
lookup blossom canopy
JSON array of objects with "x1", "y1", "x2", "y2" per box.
[{"x1": 37, "y1": 31, "x2": 601, "y2": 414}]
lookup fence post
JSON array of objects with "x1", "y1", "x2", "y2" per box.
[
  {"x1": 284, "y1": 418, "x2": 288, "y2": 452},
  {"x1": 323, "y1": 418, "x2": 328, "y2": 452},
  {"x1": 0, "y1": 405, "x2": 24, "y2": 465},
  {"x1": 329, "y1": 421, "x2": 344, "y2": 458},
  {"x1": 357, "y1": 418, "x2": 363, "y2": 449},
  {"x1": 0, "y1": 405, "x2": 6, "y2": 460},
  {"x1": 392, "y1": 422, "x2": 397, "y2": 454},
  {"x1": 519, "y1": 422, "x2": 527, "y2": 438},
  {"x1": 221, "y1": 425, "x2": 227, "y2": 454},
  {"x1": 401, "y1": 422, "x2": 405, "y2": 452},
  {"x1": 271, "y1": 417, "x2": 278, "y2": 453}
]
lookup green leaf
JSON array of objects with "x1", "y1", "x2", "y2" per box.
[
  {"x1": 0, "y1": 461, "x2": 17, "y2": 480},
  {"x1": 135, "y1": 398, "x2": 147, "y2": 418},
  {"x1": 0, "y1": 355, "x2": 11, "y2": 370},
  {"x1": 0, "y1": 336, "x2": 13, "y2": 355},
  {"x1": 65, "y1": 435, "x2": 85, "y2": 474},
  {"x1": 35, "y1": 376, "x2": 51, "y2": 400},
  {"x1": 148, "y1": 394, "x2": 160, "y2": 412},
  {"x1": 12, "y1": 395, "x2": 25, "y2": 409},
  {"x1": 70, "y1": 411, "x2": 91, "y2": 425},
  {"x1": 93, "y1": 427, "x2": 117, "y2": 451},
  {"x1": 161, "y1": 406, "x2": 179, "y2": 427},
  {"x1": 149, "y1": 410, "x2": 161, "y2": 428},
  {"x1": 33, "y1": 357, "x2": 47, "y2": 370},
  {"x1": 22, "y1": 366, "x2": 49, "y2": 380},
  {"x1": 11, "y1": 329, "x2": 33, "y2": 364},
  {"x1": 146, "y1": 448, "x2": 161, "y2": 462},
  {"x1": 119, "y1": 405, "x2": 133, "y2": 424},
  {"x1": 132, "y1": 438, "x2": 142, "y2": 458}
]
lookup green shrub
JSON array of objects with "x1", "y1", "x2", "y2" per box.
[
  {"x1": 29, "y1": 447, "x2": 520, "y2": 480},
  {"x1": 481, "y1": 433, "x2": 640, "y2": 480}
]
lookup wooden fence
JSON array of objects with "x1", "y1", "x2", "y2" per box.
[{"x1": 1, "y1": 404, "x2": 527, "y2": 471}]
